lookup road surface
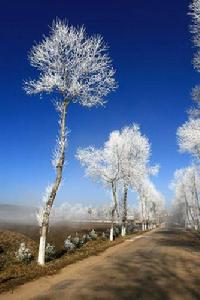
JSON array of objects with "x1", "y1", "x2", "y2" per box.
[{"x1": 1, "y1": 227, "x2": 200, "y2": 300}]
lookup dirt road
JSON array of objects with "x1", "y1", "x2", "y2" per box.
[{"x1": 1, "y1": 227, "x2": 200, "y2": 300}]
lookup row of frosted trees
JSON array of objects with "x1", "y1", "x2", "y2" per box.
[
  {"x1": 24, "y1": 20, "x2": 164, "y2": 265},
  {"x1": 170, "y1": 166, "x2": 200, "y2": 229},
  {"x1": 77, "y1": 124, "x2": 164, "y2": 240},
  {"x1": 171, "y1": 0, "x2": 200, "y2": 230}
]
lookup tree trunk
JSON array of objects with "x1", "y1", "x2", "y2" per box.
[
  {"x1": 142, "y1": 222, "x2": 145, "y2": 231},
  {"x1": 121, "y1": 225, "x2": 125, "y2": 236},
  {"x1": 38, "y1": 225, "x2": 48, "y2": 265},
  {"x1": 110, "y1": 181, "x2": 118, "y2": 241},
  {"x1": 184, "y1": 197, "x2": 189, "y2": 229},
  {"x1": 38, "y1": 99, "x2": 68, "y2": 265},
  {"x1": 121, "y1": 184, "x2": 128, "y2": 237},
  {"x1": 193, "y1": 176, "x2": 200, "y2": 229},
  {"x1": 110, "y1": 225, "x2": 114, "y2": 241},
  {"x1": 184, "y1": 191, "x2": 195, "y2": 229},
  {"x1": 141, "y1": 199, "x2": 145, "y2": 231},
  {"x1": 146, "y1": 221, "x2": 148, "y2": 230}
]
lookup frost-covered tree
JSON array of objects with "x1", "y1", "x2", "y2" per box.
[
  {"x1": 24, "y1": 19, "x2": 116, "y2": 265},
  {"x1": 136, "y1": 179, "x2": 164, "y2": 230},
  {"x1": 189, "y1": 0, "x2": 200, "y2": 67},
  {"x1": 170, "y1": 165, "x2": 200, "y2": 230},
  {"x1": 188, "y1": 0, "x2": 200, "y2": 111},
  {"x1": 175, "y1": 2, "x2": 200, "y2": 229},
  {"x1": 116, "y1": 124, "x2": 152, "y2": 236},
  {"x1": 177, "y1": 118, "x2": 200, "y2": 159},
  {"x1": 177, "y1": 1, "x2": 200, "y2": 154},
  {"x1": 77, "y1": 124, "x2": 160, "y2": 238},
  {"x1": 77, "y1": 132, "x2": 123, "y2": 241},
  {"x1": 145, "y1": 182, "x2": 165, "y2": 228},
  {"x1": 95, "y1": 204, "x2": 113, "y2": 221}
]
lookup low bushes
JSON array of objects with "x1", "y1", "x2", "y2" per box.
[
  {"x1": 64, "y1": 238, "x2": 76, "y2": 252},
  {"x1": 15, "y1": 243, "x2": 32, "y2": 263},
  {"x1": 13, "y1": 226, "x2": 132, "y2": 266},
  {"x1": 64, "y1": 229, "x2": 97, "y2": 253},
  {"x1": 89, "y1": 229, "x2": 98, "y2": 240},
  {"x1": 14, "y1": 225, "x2": 138, "y2": 266},
  {"x1": 45, "y1": 243, "x2": 56, "y2": 261}
]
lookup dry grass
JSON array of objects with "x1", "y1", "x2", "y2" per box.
[
  {"x1": 0, "y1": 223, "x2": 143, "y2": 294},
  {"x1": 0, "y1": 221, "x2": 110, "y2": 250}
]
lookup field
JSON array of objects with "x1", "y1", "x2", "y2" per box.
[
  {"x1": 0, "y1": 221, "x2": 111, "y2": 250},
  {"x1": 0, "y1": 221, "x2": 140, "y2": 294}
]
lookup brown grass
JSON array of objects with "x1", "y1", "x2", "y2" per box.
[{"x1": 0, "y1": 221, "x2": 110, "y2": 249}]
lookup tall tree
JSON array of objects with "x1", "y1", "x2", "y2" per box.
[
  {"x1": 137, "y1": 180, "x2": 164, "y2": 230},
  {"x1": 174, "y1": 2, "x2": 200, "y2": 229},
  {"x1": 178, "y1": 0, "x2": 200, "y2": 157},
  {"x1": 24, "y1": 19, "x2": 117, "y2": 265},
  {"x1": 189, "y1": 0, "x2": 200, "y2": 112},
  {"x1": 77, "y1": 132, "x2": 123, "y2": 241},
  {"x1": 170, "y1": 166, "x2": 200, "y2": 230},
  {"x1": 117, "y1": 124, "x2": 152, "y2": 236},
  {"x1": 177, "y1": 1, "x2": 200, "y2": 153},
  {"x1": 177, "y1": 118, "x2": 200, "y2": 159}
]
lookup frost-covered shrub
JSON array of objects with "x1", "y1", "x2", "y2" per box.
[
  {"x1": 64, "y1": 238, "x2": 75, "y2": 252},
  {"x1": 82, "y1": 234, "x2": 91, "y2": 243},
  {"x1": 113, "y1": 226, "x2": 120, "y2": 237},
  {"x1": 78, "y1": 238, "x2": 84, "y2": 248},
  {"x1": 71, "y1": 233, "x2": 85, "y2": 248},
  {"x1": 89, "y1": 229, "x2": 97, "y2": 240},
  {"x1": 15, "y1": 243, "x2": 32, "y2": 263},
  {"x1": 71, "y1": 236, "x2": 80, "y2": 248},
  {"x1": 102, "y1": 232, "x2": 107, "y2": 240},
  {"x1": 45, "y1": 243, "x2": 56, "y2": 260}
]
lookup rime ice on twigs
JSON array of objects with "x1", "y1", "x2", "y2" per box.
[{"x1": 24, "y1": 19, "x2": 117, "y2": 265}]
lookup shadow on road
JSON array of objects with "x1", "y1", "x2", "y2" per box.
[
  {"x1": 68, "y1": 229, "x2": 200, "y2": 300},
  {"x1": 30, "y1": 229, "x2": 200, "y2": 300},
  {"x1": 156, "y1": 228, "x2": 200, "y2": 251}
]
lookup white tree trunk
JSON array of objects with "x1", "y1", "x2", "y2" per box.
[
  {"x1": 37, "y1": 100, "x2": 68, "y2": 265},
  {"x1": 110, "y1": 181, "x2": 118, "y2": 242},
  {"x1": 142, "y1": 222, "x2": 145, "y2": 231},
  {"x1": 121, "y1": 224, "x2": 126, "y2": 237},
  {"x1": 142, "y1": 222, "x2": 146, "y2": 231},
  {"x1": 38, "y1": 225, "x2": 47, "y2": 265},
  {"x1": 110, "y1": 226, "x2": 114, "y2": 241},
  {"x1": 141, "y1": 197, "x2": 146, "y2": 231},
  {"x1": 121, "y1": 184, "x2": 128, "y2": 237}
]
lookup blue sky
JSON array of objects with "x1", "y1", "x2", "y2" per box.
[{"x1": 0, "y1": 0, "x2": 197, "y2": 207}]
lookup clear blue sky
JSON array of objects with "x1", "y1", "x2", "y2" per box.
[{"x1": 0, "y1": 0, "x2": 197, "y2": 207}]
